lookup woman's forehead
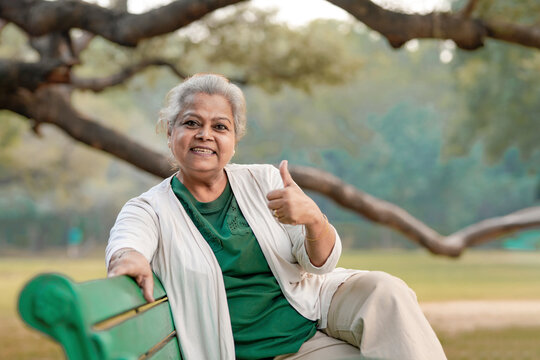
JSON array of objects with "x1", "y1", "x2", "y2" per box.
[{"x1": 181, "y1": 93, "x2": 233, "y2": 115}]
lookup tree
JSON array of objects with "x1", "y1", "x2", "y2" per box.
[
  {"x1": 1, "y1": 0, "x2": 539, "y2": 256},
  {"x1": 444, "y1": 41, "x2": 540, "y2": 162}
]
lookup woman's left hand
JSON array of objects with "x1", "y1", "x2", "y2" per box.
[
  {"x1": 267, "y1": 160, "x2": 335, "y2": 267},
  {"x1": 266, "y1": 160, "x2": 323, "y2": 226}
]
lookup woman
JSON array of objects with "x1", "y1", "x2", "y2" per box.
[{"x1": 106, "y1": 74, "x2": 447, "y2": 360}]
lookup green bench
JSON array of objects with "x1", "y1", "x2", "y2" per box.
[{"x1": 18, "y1": 273, "x2": 183, "y2": 359}]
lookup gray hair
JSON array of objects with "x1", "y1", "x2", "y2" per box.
[{"x1": 158, "y1": 73, "x2": 247, "y2": 140}]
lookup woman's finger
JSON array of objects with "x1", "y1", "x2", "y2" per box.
[
  {"x1": 266, "y1": 189, "x2": 286, "y2": 201},
  {"x1": 138, "y1": 275, "x2": 155, "y2": 303},
  {"x1": 267, "y1": 199, "x2": 284, "y2": 210}
]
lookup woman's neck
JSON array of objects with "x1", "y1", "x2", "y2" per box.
[{"x1": 177, "y1": 169, "x2": 228, "y2": 202}]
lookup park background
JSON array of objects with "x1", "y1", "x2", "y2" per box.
[{"x1": 1, "y1": 0, "x2": 539, "y2": 359}]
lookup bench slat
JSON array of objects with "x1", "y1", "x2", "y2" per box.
[
  {"x1": 91, "y1": 300, "x2": 176, "y2": 359},
  {"x1": 146, "y1": 335, "x2": 183, "y2": 360},
  {"x1": 76, "y1": 274, "x2": 166, "y2": 325}
]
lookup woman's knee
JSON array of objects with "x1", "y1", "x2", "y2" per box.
[
  {"x1": 347, "y1": 271, "x2": 417, "y2": 302},
  {"x1": 326, "y1": 271, "x2": 418, "y2": 348}
]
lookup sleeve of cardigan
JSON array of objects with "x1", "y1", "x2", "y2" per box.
[
  {"x1": 105, "y1": 197, "x2": 159, "y2": 268},
  {"x1": 288, "y1": 223, "x2": 342, "y2": 275},
  {"x1": 266, "y1": 165, "x2": 342, "y2": 274}
]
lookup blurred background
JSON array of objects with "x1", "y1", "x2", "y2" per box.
[{"x1": 1, "y1": 0, "x2": 539, "y2": 359}]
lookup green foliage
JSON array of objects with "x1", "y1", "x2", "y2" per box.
[
  {"x1": 450, "y1": 0, "x2": 540, "y2": 24},
  {"x1": 195, "y1": 7, "x2": 362, "y2": 92},
  {"x1": 0, "y1": 24, "x2": 38, "y2": 61},
  {"x1": 315, "y1": 103, "x2": 536, "y2": 238},
  {"x1": 444, "y1": 41, "x2": 540, "y2": 162},
  {"x1": 475, "y1": 0, "x2": 540, "y2": 25},
  {"x1": 75, "y1": 5, "x2": 362, "y2": 93}
]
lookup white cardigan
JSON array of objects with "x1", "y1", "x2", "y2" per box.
[{"x1": 106, "y1": 164, "x2": 358, "y2": 360}]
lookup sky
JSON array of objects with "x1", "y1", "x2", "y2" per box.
[
  {"x1": 249, "y1": 0, "x2": 450, "y2": 25},
  {"x1": 115, "y1": 0, "x2": 450, "y2": 23}
]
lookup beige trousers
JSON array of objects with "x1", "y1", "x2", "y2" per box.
[{"x1": 275, "y1": 271, "x2": 447, "y2": 360}]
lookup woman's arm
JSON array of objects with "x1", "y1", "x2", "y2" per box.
[
  {"x1": 267, "y1": 160, "x2": 336, "y2": 267},
  {"x1": 106, "y1": 198, "x2": 160, "y2": 303},
  {"x1": 108, "y1": 247, "x2": 155, "y2": 302},
  {"x1": 303, "y1": 212, "x2": 336, "y2": 267}
]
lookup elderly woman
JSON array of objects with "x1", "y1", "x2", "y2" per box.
[{"x1": 106, "y1": 74, "x2": 446, "y2": 360}]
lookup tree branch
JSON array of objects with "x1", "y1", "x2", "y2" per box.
[
  {"x1": 0, "y1": 0, "x2": 246, "y2": 47},
  {"x1": 29, "y1": 31, "x2": 78, "y2": 64},
  {"x1": 3, "y1": 0, "x2": 539, "y2": 50},
  {"x1": 460, "y1": 0, "x2": 480, "y2": 18},
  {"x1": 289, "y1": 165, "x2": 540, "y2": 256},
  {"x1": 328, "y1": 0, "x2": 486, "y2": 49},
  {"x1": 72, "y1": 30, "x2": 95, "y2": 58},
  {"x1": 0, "y1": 59, "x2": 69, "y2": 91},
  {"x1": 445, "y1": 207, "x2": 540, "y2": 250},
  {"x1": 0, "y1": 57, "x2": 243, "y2": 93},
  {"x1": 483, "y1": 19, "x2": 540, "y2": 49},
  {"x1": 71, "y1": 59, "x2": 247, "y2": 92},
  {"x1": 71, "y1": 59, "x2": 189, "y2": 92},
  {"x1": 329, "y1": 0, "x2": 540, "y2": 50},
  {"x1": 3, "y1": 86, "x2": 172, "y2": 176}
]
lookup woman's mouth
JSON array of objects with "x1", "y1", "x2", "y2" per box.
[{"x1": 191, "y1": 147, "x2": 215, "y2": 155}]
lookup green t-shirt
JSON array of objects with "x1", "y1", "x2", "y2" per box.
[{"x1": 171, "y1": 176, "x2": 317, "y2": 359}]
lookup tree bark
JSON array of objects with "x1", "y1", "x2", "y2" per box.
[
  {"x1": 0, "y1": 0, "x2": 246, "y2": 46},
  {"x1": 328, "y1": 0, "x2": 540, "y2": 50}
]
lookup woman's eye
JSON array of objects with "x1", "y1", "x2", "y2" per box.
[
  {"x1": 183, "y1": 120, "x2": 198, "y2": 127},
  {"x1": 215, "y1": 124, "x2": 228, "y2": 131}
]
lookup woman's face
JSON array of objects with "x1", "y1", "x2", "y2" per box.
[{"x1": 168, "y1": 93, "x2": 236, "y2": 179}]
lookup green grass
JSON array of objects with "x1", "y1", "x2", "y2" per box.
[
  {"x1": 338, "y1": 249, "x2": 540, "y2": 301},
  {"x1": 2, "y1": 249, "x2": 540, "y2": 359},
  {"x1": 0, "y1": 257, "x2": 107, "y2": 316},
  {"x1": 440, "y1": 327, "x2": 540, "y2": 360}
]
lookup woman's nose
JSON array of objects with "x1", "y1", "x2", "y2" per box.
[{"x1": 196, "y1": 126, "x2": 211, "y2": 140}]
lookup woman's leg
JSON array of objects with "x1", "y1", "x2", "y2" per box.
[
  {"x1": 323, "y1": 271, "x2": 447, "y2": 360},
  {"x1": 274, "y1": 331, "x2": 359, "y2": 360}
]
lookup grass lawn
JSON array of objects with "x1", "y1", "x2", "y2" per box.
[
  {"x1": 2, "y1": 249, "x2": 540, "y2": 359},
  {"x1": 440, "y1": 326, "x2": 540, "y2": 360},
  {"x1": 339, "y1": 249, "x2": 540, "y2": 302}
]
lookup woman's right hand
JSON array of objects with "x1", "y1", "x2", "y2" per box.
[{"x1": 107, "y1": 248, "x2": 155, "y2": 303}]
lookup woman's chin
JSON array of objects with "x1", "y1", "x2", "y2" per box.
[{"x1": 181, "y1": 161, "x2": 225, "y2": 175}]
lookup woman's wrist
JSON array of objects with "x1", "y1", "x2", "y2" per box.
[{"x1": 305, "y1": 212, "x2": 330, "y2": 242}]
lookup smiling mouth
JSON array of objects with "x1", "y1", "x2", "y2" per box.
[{"x1": 191, "y1": 147, "x2": 216, "y2": 155}]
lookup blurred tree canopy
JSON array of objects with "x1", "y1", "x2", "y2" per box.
[
  {"x1": 0, "y1": 0, "x2": 539, "y2": 255},
  {"x1": 444, "y1": 42, "x2": 540, "y2": 162}
]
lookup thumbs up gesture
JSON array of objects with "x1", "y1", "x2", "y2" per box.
[{"x1": 266, "y1": 160, "x2": 322, "y2": 226}]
